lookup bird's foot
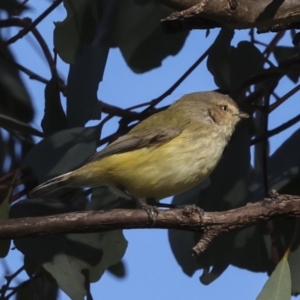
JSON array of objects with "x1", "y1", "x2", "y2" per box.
[
  {"x1": 138, "y1": 199, "x2": 159, "y2": 226},
  {"x1": 180, "y1": 204, "x2": 204, "y2": 219},
  {"x1": 117, "y1": 188, "x2": 159, "y2": 225}
]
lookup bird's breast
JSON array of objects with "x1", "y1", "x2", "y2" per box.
[{"x1": 77, "y1": 129, "x2": 226, "y2": 199}]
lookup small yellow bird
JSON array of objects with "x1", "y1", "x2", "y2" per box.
[{"x1": 30, "y1": 92, "x2": 248, "y2": 203}]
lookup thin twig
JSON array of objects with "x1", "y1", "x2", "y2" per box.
[
  {"x1": 4, "y1": 273, "x2": 43, "y2": 300},
  {"x1": 13, "y1": 0, "x2": 29, "y2": 16},
  {"x1": 0, "y1": 169, "x2": 20, "y2": 184},
  {"x1": 3, "y1": 0, "x2": 62, "y2": 47},
  {"x1": 0, "y1": 52, "x2": 48, "y2": 84},
  {"x1": 30, "y1": 28, "x2": 56, "y2": 78},
  {"x1": 262, "y1": 94, "x2": 270, "y2": 195},
  {"x1": 251, "y1": 113, "x2": 300, "y2": 144},
  {"x1": 0, "y1": 266, "x2": 25, "y2": 299},
  {"x1": 142, "y1": 46, "x2": 211, "y2": 113},
  {"x1": 262, "y1": 31, "x2": 285, "y2": 59},
  {"x1": 114, "y1": 48, "x2": 211, "y2": 134},
  {"x1": 269, "y1": 83, "x2": 300, "y2": 112},
  {"x1": 0, "y1": 17, "x2": 66, "y2": 92},
  {"x1": 99, "y1": 101, "x2": 139, "y2": 118}
]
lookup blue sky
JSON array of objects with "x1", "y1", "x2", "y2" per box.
[{"x1": 2, "y1": 1, "x2": 300, "y2": 299}]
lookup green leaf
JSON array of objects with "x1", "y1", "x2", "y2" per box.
[
  {"x1": 66, "y1": 43, "x2": 105, "y2": 127},
  {"x1": 207, "y1": 29, "x2": 234, "y2": 90},
  {"x1": 251, "y1": 128, "x2": 300, "y2": 199},
  {"x1": 24, "y1": 256, "x2": 40, "y2": 277},
  {"x1": 256, "y1": 256, "x2": 291, "y2": 300},
  {"x1": 0, "y1": 44, "x2": 33, "y2": 122},
  {"x1": 0, "y1": 185, "x2": 11, "y2": 258},
  {"x1": 168, "y1": 184, "x2": 206, "y2": 276},
  {"x1": 107, "y1": 261, "x2": 126, "y2": 278},
  {"x1": 54, "y1": 0, "x2": 104, "y2": 64},
  {"x1": 65, "y1": 1, "x2": 120, "y2": 127},
  {"x1": 0, "y1": 113, "x2": 43, "y2": 137},
  {"x1": 279, "y1": 175, "x2": 300, "y2": 195},
  {"x1": 15, "y1": 275, "x2": 58, "y2": 300},
  {"x1": 22, "y1": 126, "x2": 99, "y2": 182},
  {"x1": 0, "y1": 0, "x2": 28, "y2": 14},
  {"x1": 43, "y1": 230, "x2": 127, "y2": 299},
  {"x1": 270, "y1": 128, "x2": 300, "y2": 190},
  {"x1": 111, "y1": 0, "x2": 189, "y2": 73},
  {"x1": 42, "y1": 77, "x2": 68, "y2": 136},
  {"x1": 43, "y1": 254, "x2": 87, "y2": 300},
  {"x1": 0, "y1": 238, "x2": 10, "y2": 258},
  {"x1": 230, "y1": 41, "x2": 264, "y2": 89},
  {"x1": 274, "y1": 46, "x2": 300, "y2": 83},
  {"x1": 288, "y1": 243, "x2": 300, "y2": 294},
  {"x1": 207, "y1": 29, "x2": 263, "y2": 91},
  {"x1": 11, "y1": 192, "x2": 127, "y2": 300}
]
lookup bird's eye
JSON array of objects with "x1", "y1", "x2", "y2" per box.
[{"x1": 221, "y1": 105, "x2": 228, "y2": 112}]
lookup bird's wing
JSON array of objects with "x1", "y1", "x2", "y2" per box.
[{"x1": 88, "y1": 126, "x2": 182, "y2": 162}]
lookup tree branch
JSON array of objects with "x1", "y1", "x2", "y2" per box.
[
  {"x1": 1, "y1": 191, "x2": 300, "y2": 255},
  {"x1": 0, "y1": 18, "x2": 65, "y2": 92},
  {"x1": 251, "y1": 113, "x2": 300, "y2": 144},
  {"x1": 160, "y1": 0, "x2": 300, "y2": 34},
  {"x1": 2, "y1": 0, "x2": 62, "y2": 46}
]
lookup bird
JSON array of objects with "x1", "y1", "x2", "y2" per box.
[{"x1": 30, "y1": 91, "x2": 248, "y2": 210}]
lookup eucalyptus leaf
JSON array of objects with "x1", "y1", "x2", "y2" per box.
[
  {"x1": 256, "y1": 256, "x2": 291, "y2": 300},
  {"x1": 0, "y1": 45, "x2": 33, "y2": 122},
  {"x1": 0, "y1": 0, "x2": 28, "y2": 14},
  {"x1": 207, "y1": 29, "x2": 234, "y2": 91},
  {"x1": 0, "y1": 113, "x2": 43, "y2": 137},
  {"x1": 22, "y1": 126, "x2": 100, "y2": 183},
  {"x1": 0, "y1": 186, "x2": 10, "y2": 221},
  {"x1": 15, "y1": 275, "x2": 58, "y2": 300},
  {"x1": 42, "y1": 77, "x2": 68, "y2": 136},
  {"x1": 0, "y1": 186, "x2": 11, "y2": 258},
  {"x1": 168, "y1": 184, "x2": 205, "y2": 276},
  {"x1": 107, "y1": 261, "x2": 126, "y2": 278},
  {"x1": 269, "y1": 128, "x2": 300, "y2": 189},
  {"x1": 11, "y1": 193, "x2": 127, "y2": 300},
  {"x1": 230, "y1": 41, "x2": 263, "y2": 89},
  {"x1": 54, "y1": 0, "x2": 104, "y2": 64},
  {"x1": 111, "y1": 0, "x2": 189, "y2": 73},
  {"x1": 66, "y1": 1, "x2": 120, "y2": 127},
  {"x1": 207, "y1": 29, "x2": 263, "y2": 91},
  {"x1": 43, "y1": 254, "x2": 87, "y2": 300},
  {"x1": 251, "y1": 128, "x2": 300, "y2": 199},
  {"x1": 274, "y1": 46, "x2": 300, "y2": 83},
  {"x1": 288, "y1": 243, "x2": 300, "y2": 294},
  {"x1": 66, "y1": 36, "x2": 105, "y2": 127}
]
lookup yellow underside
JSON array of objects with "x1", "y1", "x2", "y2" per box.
[{"x1": 72, "y1": 131, "x2": 222, "y2": 199}]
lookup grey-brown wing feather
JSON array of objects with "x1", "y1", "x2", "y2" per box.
[{"x1": 88, "y1": 127, "x2": 182, "y2": 162}]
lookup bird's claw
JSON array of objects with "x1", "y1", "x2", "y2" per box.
[{"x1": 138, "y1": 199, "x2": 159, "y2": 226}]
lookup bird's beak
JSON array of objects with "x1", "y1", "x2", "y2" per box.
[{"x1": 237, "y1": 111, "x2": 249, "y2": 119}]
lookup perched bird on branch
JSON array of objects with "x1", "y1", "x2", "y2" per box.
[{"x1": 30, "y1": 91, "x2": 248, "y2": 218}]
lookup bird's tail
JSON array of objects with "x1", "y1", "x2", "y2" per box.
[{"x1": 30, "y1": 171, "x2": 74, "y2": 197}]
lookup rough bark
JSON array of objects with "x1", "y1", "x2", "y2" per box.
[
  {"x1": 159, "y1": 0, "x2": 300, "y2": 34},
  {"x1": 1, "y1": 191, "x2": 299, "y2": 255}
]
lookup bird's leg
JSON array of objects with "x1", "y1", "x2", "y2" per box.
[
  {"x1": 181, "y1": 204, "x2": 204, "y2": 218},
  {"x1": 150, "y1": 199, "x2": 204, "y2": 217},
  {"x1": 138, "y1": 198, "x2": 159, "y2": 225},
  {"x1": 119, "y1": 189, "x2": 158, "y2": 225},
  {"x1": 145, "y1": 197, "x2": 180, "y2": 210},
  {"x1": 143, "y1": 198, "x2": 203, "y2": 218},
  {"x1": 146, "y1": 199, "x2": 202, "y2": 214}
]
